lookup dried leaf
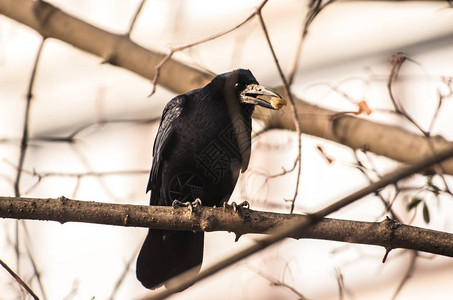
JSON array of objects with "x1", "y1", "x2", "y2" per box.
[
  {"x1": 423, "y1": 202, "x2": 430, "y2": 224},
  {"x1": 356, "y1": 100, "x2": 372, "y2": 115}
]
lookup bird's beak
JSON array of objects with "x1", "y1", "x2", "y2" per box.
[{"x1": 240, "y1": 84, "x2": 287, "y2": 110}]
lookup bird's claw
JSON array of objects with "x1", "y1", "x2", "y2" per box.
[
  {"x1": 172, "y1": 199, "x2": 185, "y2": 209},
  {"x1": 237, "y1": 201, "x2": 250, "y2": 209},
  {"x1": 192, "y1": 198, "x2": 202, "y2": 207},
  {"x1": 172, "y1": 198, "x2": 203, "y2": 214},
  {"x1": 223, "y1": 201, "x2": 250, "y2": 213}
]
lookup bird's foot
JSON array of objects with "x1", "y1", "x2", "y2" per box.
[
  {"x1": 223, "y1": 201, "x2": 250, "y2": 213},
  {"x1": 172, "y1": 198, "x2": 203, "y2": 214},
  {"x1": 192, "y1": 198, "x2": 202, "y2": 207}
]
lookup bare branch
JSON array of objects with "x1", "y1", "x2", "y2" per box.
[
  {"x1": 126, "y1": 0, "x2": 146, "y2": 36},
  {"x1": 148, "y1": 0, "x2": 260, "y2": 95},
  {"x1": 14, "y1": 37, "x2": 45, "y2": 197},
  {"x1": 387, "y1": 52, "x2": 427, "y2": 135},
  {"x1": 12, "y1": 35, "x2": 46, "y2": 280},
  {"x1": 257, "y1": 7, "x2": 302, "y2": 213},
  {"x1": 1, "y1": 196, "x2": 453, "y2": 258},
  {"x1": 249, "y1": 266, "x2": 307, "y2": 299},
  {"x1": 22, "y1": 224, "x2": 47, "y2": 300},
  {"x1": 391, "y1": 251, "x2": 418, "y2": 300},
  {"x1": 0, "y1": 258, "x2": 40, "y2": 300},
  {"x1": 335, "y1": 267, "x2": 345, "y2": 300},
  {"x1": 108, "y1": 245, "x2": 141, "y2": 300},
  {"x1": 287, "y1": 0, "x2": 336, "y2": 85}
]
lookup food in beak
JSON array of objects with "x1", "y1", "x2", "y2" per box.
[{"x1": 270, "y1": 96, "x2": 287, "y2": 110}]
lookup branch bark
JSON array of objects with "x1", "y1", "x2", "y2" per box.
[
  {"x1": 1, "y1": 196, "x2": 453, "y2": 258},
  {"x1": 1, "y1": 0, "x2": 453, "y2": 175}
]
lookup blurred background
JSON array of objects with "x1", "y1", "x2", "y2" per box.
[{"x1": 1, "y1": 0, "x2": 453, "y2": 299}]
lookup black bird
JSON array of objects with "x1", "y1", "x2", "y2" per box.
[{"x1": 136, "y1": 69, "x2": 286, "y2": 289}]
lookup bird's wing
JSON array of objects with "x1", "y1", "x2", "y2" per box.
[{"x1": 146, "y1": 95, "x2": 186, "y2": 196}]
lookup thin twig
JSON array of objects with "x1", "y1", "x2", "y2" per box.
[
  {"x1": 22, "y1": 224, "x2": 48, "y2": 300},
  {"x1": 108, "y1": 245, "x2": 142, "y2": 300},
  {"x1": 126, "y1": 0, "x2": 146, "y2": 36},
  {"x1": 13, "y1": 36, "x2": 46, "y2": 276},
  {"x1": 249, "y1": 266, "x2": 306, "y2": 299},
  {"x1": 4, "y1": 159, "x2": 148, "y2": 179},
  {"x1": 287, "y1": 0, "x2": 336, "y2": 85},
  {"x1": 0, "y1": 258, "x2": 40, "y2": 300},
  {"x1": 390, "y1": 251, "x2": 418, "y2": 300},
  {"x1": 148, "y1": 0, "x2": 263, "y2": 95},
  {"x1": 14, "y1": 37, "x2": 45, "y2": 196},
  {"x1": 352, "y1": 149, "x2": 402, "y2": 221},
  {"x1": 335, "y1": 267, "x2": 344, "y2": 300},
  {"x1": 257, "y1": 5, "x2": 302, "y2": 214},
  {"x1": 387, "y1": 55, "x2": 453, "y2": 196},
  {"x1": 387, "y1": 52, "x2": 427, "y2": 135}
]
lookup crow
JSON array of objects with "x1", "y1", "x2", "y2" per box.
[{"x1": 136, "y1": 69, "x2": 286, "y2": 289}]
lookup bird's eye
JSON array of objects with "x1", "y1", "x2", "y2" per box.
[{"x1": 235, "y1": 83, "x2": 246, "y2": 91}]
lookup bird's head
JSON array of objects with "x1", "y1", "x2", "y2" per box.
[{"x1": 216, "y1": 69, "x2": 287, "y2": 110}]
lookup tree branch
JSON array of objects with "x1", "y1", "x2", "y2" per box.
[
  {"x1": 1, "y1": 0, "x2": 453, "y2": 175},
  {"x1": 1, "y1": 196, "x2": 453, "y2": 258}
]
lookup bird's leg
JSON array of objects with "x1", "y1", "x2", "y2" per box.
[
  {"x1": 237, "y1": 201, "x2": 250, "y2": 209},
  {"x1": 223, "y1": 201, "x2": 250, "y2": 212},
  {"x1": 172, "y1": 198, "x2": 203, "y2": 214},
  {"x1": 232, "y1": 201, "x2": 250, "y2": 212},
  {"x1": 192, "y1": 198, "x2": 202, "y2": 207},
  {"x1": 172, "y1": 199, "x2": 194, "y2": 214}
]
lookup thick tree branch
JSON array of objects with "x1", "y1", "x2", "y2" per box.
[
  {"x1": 1, "y1": 196, "x2": 453, "y2": 258},
  {"x1": 1, "y1": 0, "x2": 453, "y2": 175}
]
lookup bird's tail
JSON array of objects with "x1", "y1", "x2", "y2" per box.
[{"x1": 136, "y1": 229, "x2": 204, "y2": 289}]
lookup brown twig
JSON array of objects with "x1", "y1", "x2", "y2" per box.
[
  {"x1": 126, "y1": 0, "x2": 146, "y2": 36},
  {"x1": 0, "y1": 258, "x2": 40, "y2": 300},
  {"x1": 352, "y1": 149, "x2": 402, "y2": 221},
  {"x1": 390, "y1": 251, "x2": 418, "y2": 300},
  {"x1": 249, "y1": 266, "x2": 306, "y2": 299},
  {"x1": 335, "y1": 267, "x2": 345, "y2": 300},
  {"x1": 14, "y1": 37, "x2": 45, "y2": 196},
  {"x1": 428, "y1": 76, "x2": 452, "y2": 133},
  {"x1": 61, "y1": 281, "x2": 79, "y2": 300},
  {"x1": 13, "y1": 36, "x2": 46, "y2": 281},
  {"x1": 22, "y1": 224, "x2": 48, "y2": 300},
  {"x1": 387, "y1": 54, "x2": 453, "y2": 197},
  {"x1": 148, "y1": 0, "x2": 265, "y2": 96},
  {"x1": 387, "y1": 52, "x2": 427, "y2": 135},
  {"x1": 108, "y1": 244, "x2": 141, "y2": 300},
  {"x1": 257, "y1": 5, "x2": 302, "y2": 214},
  {"x1": 287, "y1": 0, "x2": 336, "y2": 85}
]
